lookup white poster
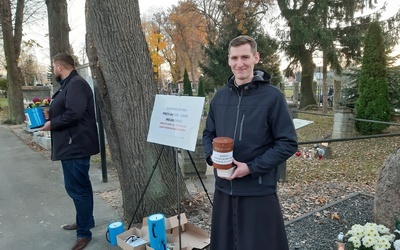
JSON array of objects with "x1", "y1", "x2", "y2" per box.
[{"x1": 147, "y1": 95, "x2": 205, "y2": 151}]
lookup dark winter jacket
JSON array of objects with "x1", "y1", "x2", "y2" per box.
[
  {"x1": 49, "y1": 70, "x2": 99, "y2": 161},
  {"x1": 203, "y1": 70, "x2": 298, "y2": 196}
]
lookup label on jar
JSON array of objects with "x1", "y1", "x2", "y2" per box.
[{"x1": 212, "y1": 150, "x2": 233, "y2": 165}]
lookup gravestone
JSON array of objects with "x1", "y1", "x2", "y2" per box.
[
  {"x1": 288, "y1": 103, "x2": 298, "y2": 119},
  {"x1": 332, "y1": 108, "x2": 354, "y2": 139},
  {"x1": 22, "y1": 86, "x2": 52, "y2": 103},
  {"x1": 179, "y1": 138, "x2": 207, "y2": 179},
  {"x1": 374, "y1": 147, "x2": 400, "y2": 230}
]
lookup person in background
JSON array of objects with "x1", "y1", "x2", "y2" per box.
[
  {"x1": 328, "y1": 86, "x2": 334, "y2": 96},
  {"x1": 202, "y1": 35, "x2": 298, "y2": 250},
  {"x1": 40, "y1": 53, "x2": 99, "y2": 250}
]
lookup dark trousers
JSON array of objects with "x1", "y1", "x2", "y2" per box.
[
  {"x1": 61, "y1": 157, "x2": 94, "y2": 239},
  {"x1": 210, "y1": 189, "x2": 289, "y2": 250}
]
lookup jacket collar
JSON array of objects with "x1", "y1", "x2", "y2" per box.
[
  {"x1": 227, "y1": 70, "x2": 272, "y2": 91},
  {"x1": 52, "y1": 70, "x2": 79, "y2": 99},
  {"x1": 59, "y1": 70, "x2": 78, "y2": 88}
]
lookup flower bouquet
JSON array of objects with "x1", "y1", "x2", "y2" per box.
[
  {"x1": 28, "y1": 97, "x2": 42, "y2": 108},
  {"x1": 28, "y1": 97, "x2": 51, "y2": 108},
  {"x1": 344, "y1": 222, "x2": 400, "y2": 250}
]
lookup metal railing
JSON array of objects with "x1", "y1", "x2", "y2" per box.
[
  {"x1": 298, "y1": 132, "x2": 400, "y2": 145},
  {"x1": 293, "y1": 110, "x2": 335, "y2": 117},
  {"x1": 349, "y1": 117, "x2": 400, "y2": 126}
]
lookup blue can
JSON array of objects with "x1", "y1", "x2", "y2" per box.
[
  {"x1": 24, "y1": 107, "x2": 46, "y2": 129},
  {"x1": 107, "y1": 221, "x2": 125, "y2": 246}
]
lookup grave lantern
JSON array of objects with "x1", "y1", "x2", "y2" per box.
[
  {"x1": 295, "y1": 150, "x2": 301, "y2": 164},
  {"x1": 335, "y1": 232, "x2": 346, "y2": 250}
]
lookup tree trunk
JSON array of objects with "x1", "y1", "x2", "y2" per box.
[
  {"x1": 0, "y1": 0, "x2": 25, "y2": 124},
  {"x1": 333, "y1": 76, "x2": 341, "y2": 111},
  {"x1": 190, "y1": 57, "x2": 197, "y2": 92},
  {"x1": 86, "y1": 0, "x2": 190, "y2": 222},
  {"x1": 45, "y1": 0, "x2": 71, "y2": 90},
  {"x1": 322, "y1": 51, "x2": 328, "y2": 114},
  {"x1": 299, "y1": 48, "x2": 316, "y2": 109}
]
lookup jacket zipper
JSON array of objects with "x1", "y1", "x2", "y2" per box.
[
  {"x1": 231, "y1": 88, "x2": 243, "y2": 195},
  {"x1": 239, "y1": 113, "x2": 245, "y2": 141},
  {"x1": 232, "y1": 89, "x2": 243, "y2": 142}
]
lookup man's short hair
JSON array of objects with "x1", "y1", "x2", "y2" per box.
[
  {"x1": 229, "y1": 35, "x2": 258, "y2": 54},
  {"x1": 52, "y1": 53, "x2": 75, "y2": 68}
]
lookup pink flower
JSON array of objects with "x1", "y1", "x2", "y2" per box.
[{"x1": 32, "y1": 97, "x2": 41, "y2": 103}]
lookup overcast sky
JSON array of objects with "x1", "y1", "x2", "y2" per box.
[
  {"x1": 29, "y1": 0, "x2": 399, "y2": 67},
  {"x1": 139, "y1": 0, "x2": 178, "y2": 13}
]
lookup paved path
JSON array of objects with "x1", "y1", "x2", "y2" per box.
[
  {"x1": 0, "y1": 124, "x2": 214, "y2": 249},
  {"x1": 0, "y1": 125, "x2": 122, "y2": 249}
]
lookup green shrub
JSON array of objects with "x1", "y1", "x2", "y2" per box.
[
  {"x1": 183, "y1": 68, "x2": 193, "y2": 96},
  {"x1": 355, "y1": 22, "x2": 391, "y2": 135},
  {"x1": 197, "y1": 76, "x2": 205, "y2": 97}
]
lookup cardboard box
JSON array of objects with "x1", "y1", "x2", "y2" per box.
[
  {"x1": 117, "y1": 213, "x2": 210, "y2": 250},
  {"x1": 117, "y1": 227, "x2": 148, "y2": 250},
  {"x1": 168, "y1": 214, "x2": 210, "y2": 250}
]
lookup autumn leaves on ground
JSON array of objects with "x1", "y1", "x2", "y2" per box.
[
  {"x1": 288, "y1": 112, "x2": 400, "y2": 184},
  {"x1": 279, "y1": 112, "x2": 400, "y2": 221}
]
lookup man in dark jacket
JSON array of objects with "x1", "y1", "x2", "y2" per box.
[
  {"x1": 203, "y1": 35, "x2": 298, "y2": 250},
  {"x1": 40, "y1": 53, "x2": 99, "y2": 250}
]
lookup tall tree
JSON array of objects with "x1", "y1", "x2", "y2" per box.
[
  {"x1": 355, "y1": 21, "x2": 390, "y2": 135},
  {"x1": 142, "y1": 20, "x2": 167, "y2": 88},
  {"x1": 0, "y1": 0, "x2": 25, "y2": 123},
  {"x1": 45, "y1": 0, "x2": 71, "y2": 90},
  {"x1": 19, "y1": 47, "x2": 41, "y2": 86},
  {"x1": 167, "y1": 1, "x2": 207, "y2": 91},
  {"x1": 0, "y1": 0, "x2": 46, "y2": 122},
  {"x1": 144, "y1": 12, "x2": 182, "y2": 83},
  {"x1": 183, "y1": 68, "x2": 193, "y2": 96},
  {"x1": 86, "y1": 0, "x2": 189, "y2": 221},
  {"x1": 276, "y1": 0, "x2": 400, "y2": 109},
  {"x1": 197, "y1": 75, "x2": 205, "y2": 97}
]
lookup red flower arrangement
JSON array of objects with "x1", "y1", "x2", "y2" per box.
[{"x1": 28, "y1": 97, "x2": 51, "y2": 108}]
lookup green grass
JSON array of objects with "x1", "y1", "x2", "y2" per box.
[
  {"x1": 0, "y1": 98, "x2": 8, "y2": 121},
  {"x1": 0, "y1": 97, "x2": 7, "y2": 108}
]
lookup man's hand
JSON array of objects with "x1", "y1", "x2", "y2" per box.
[
  {"x1": 225, "y1": 158, "x2": 250, "y2": 180},
  {"x1": 39, "y1": 121, "x2": 51, "y2": 131},
  {"x1": 42, "y1": 109, "x2": 50, "y2": 121}
]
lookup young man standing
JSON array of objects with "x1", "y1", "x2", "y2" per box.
[
  {"x1": 203, "y1": 35, "x2": 298, "y2": 250},
  {"x1": 40, "y1": 53, "x2": 99, "y2": 250}
]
